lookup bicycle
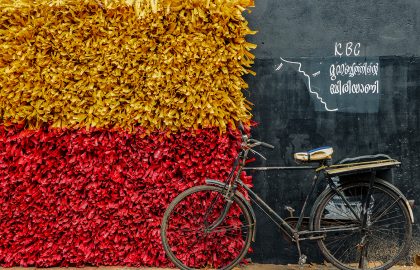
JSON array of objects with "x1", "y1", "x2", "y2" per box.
[{"x1": 161, "y1": 122, "x2": 413, "y2": 270}]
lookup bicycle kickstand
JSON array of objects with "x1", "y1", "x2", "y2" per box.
[{"x1": 294, "y1": 233, "x2": 307, "y2": 266}]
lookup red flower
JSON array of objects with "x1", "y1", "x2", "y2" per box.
[{"x1": 0, "y1": 125, "x2": 251, "y2": 267}]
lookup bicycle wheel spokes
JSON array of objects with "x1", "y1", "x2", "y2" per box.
[
  {"x1": 162, "y1": 186, "x2": 253, "y2": 270},
  {"x1": 315, "y1": 182, "x2": 412, "y2": 270}
]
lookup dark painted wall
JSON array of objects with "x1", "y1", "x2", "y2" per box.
[
  {"x1": 244, "y1": 1, "x2": 420, "y2": 264},
  {"x1": 246, "y1": 0, "x2": 420, "y2": 59}
]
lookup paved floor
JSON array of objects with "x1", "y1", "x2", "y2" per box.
[{"x1": 1, "y1": 264, "x2": 419, "y2": 270}]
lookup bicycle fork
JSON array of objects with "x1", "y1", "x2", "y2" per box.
[{"x1": 203, "y1": 183, "x2": 236, "y2": 232}]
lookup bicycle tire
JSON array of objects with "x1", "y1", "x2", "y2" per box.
[
  {"x1": 161, "y1": 185, "x2": 254, "y2": 270},
  {"x1": 314, "y1": 181, "x2": 412, "y2": 270}
]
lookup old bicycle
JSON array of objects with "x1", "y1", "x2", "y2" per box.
[{"x1": 161, "y1": 123, "x2": 413, "y2": 270}]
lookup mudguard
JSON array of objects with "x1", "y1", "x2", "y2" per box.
[
  {"x1": 205, "y1": 179, "x2": 257, "y2": 241},
  {"x1": 309, "y1": 178, "x2": 414, "y2": 231}
]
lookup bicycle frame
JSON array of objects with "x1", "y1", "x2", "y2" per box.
[
  {"x1": 234, "y1": 173, "x2": 360, "y2": 241},
  {"x1": 217, "y1": 143, "x2": 363, "y2": 243},
  {"x1": 162, "y1": 126, "x2": 413, "y2": 270},
  {"x1": 238, "y1": 172, "x2": 316, "y2": 240}
]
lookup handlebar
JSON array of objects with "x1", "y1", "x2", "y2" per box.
[
  {"x1": 237, "y1": 121, "x2": 274, "y2": 150},
  {"x1": 260, "y1": 141, "x2": 275, "y2": 149},
  {"x1": 248, "y1": 139, "x2": 275, "y2": 149}
]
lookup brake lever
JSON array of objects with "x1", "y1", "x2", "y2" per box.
[{"x1": 249, "y1": 148, "x2": 267, "y2": 160}]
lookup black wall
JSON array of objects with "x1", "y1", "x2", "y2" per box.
[{"x1": 244, "y1": 0, "x2": 420, "y2": 264}]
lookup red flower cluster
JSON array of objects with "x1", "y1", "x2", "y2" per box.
[{"x1": 0, "y1": 125, "x2": 251, "y2": 267}]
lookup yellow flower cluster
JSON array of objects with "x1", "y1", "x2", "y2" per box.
[{"x1": 0, "y1": 0, "x2": 255, "y2": 132}]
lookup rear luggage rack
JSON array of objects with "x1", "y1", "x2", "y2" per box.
[{"x1": 325, "y1": 159, "x2": 401, "y2": 176}]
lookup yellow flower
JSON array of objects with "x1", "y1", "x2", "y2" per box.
[{"x1": 0, "y1": 0, "x2": 255, "y2": 133}]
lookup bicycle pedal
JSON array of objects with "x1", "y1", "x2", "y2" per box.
[
  {"x1": 298, "y1": 254, "x2": 307, "y2": 266},
  {"x1": 284, "y1": 206, "x2": 295, "y2": 217}
]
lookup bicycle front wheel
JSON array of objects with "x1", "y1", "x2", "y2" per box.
[
  {"x1": 314, "y1": 181, "x2": 412, "y2": 270},
  {"x1": 161, "y1": 185, "x2": 254, "y2": 270}
]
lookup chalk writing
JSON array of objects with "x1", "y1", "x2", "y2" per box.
[
  {"x1": 329, "y1": 62, "x2": 379, "y2": 80},
  {"x1": 335, "y1": 42, "x2": 361, "y2": 57},
  {"x1": 329, "y1": 55, "x2": 380, "y2": 98},
  {"x1": 276, "y1": 43, "x2": 381, "y2": 113},
  {"x1": 330, "y1": 80, "x2": 379, "y2": 95},
  {"x1": 279, "y1": 58, "x2": 338, "y2": 112}
]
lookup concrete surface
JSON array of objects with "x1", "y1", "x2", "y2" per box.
[{"x1": 1, "y1": 264, "x2": 419, "y2": 270}]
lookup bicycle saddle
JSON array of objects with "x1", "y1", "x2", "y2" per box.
[{"x1": 294, "y1": 146, "x2": 333, "y2": 162}]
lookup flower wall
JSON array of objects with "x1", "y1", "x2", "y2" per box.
[{"x1": 0, "y1": 0, "x2": 255, "y2": 266}]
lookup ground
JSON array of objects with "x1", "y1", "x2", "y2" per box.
[{"x1": 2, "y1": 264, "x2": 419, "y2": 270}]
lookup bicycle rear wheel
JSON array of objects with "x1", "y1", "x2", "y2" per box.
[
  {"x1": 161, "y1": 185, "x2": 254, "y2": 270},
  {"x1": 314, "y1": 181, "x2": 412, "y2": 270}
]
